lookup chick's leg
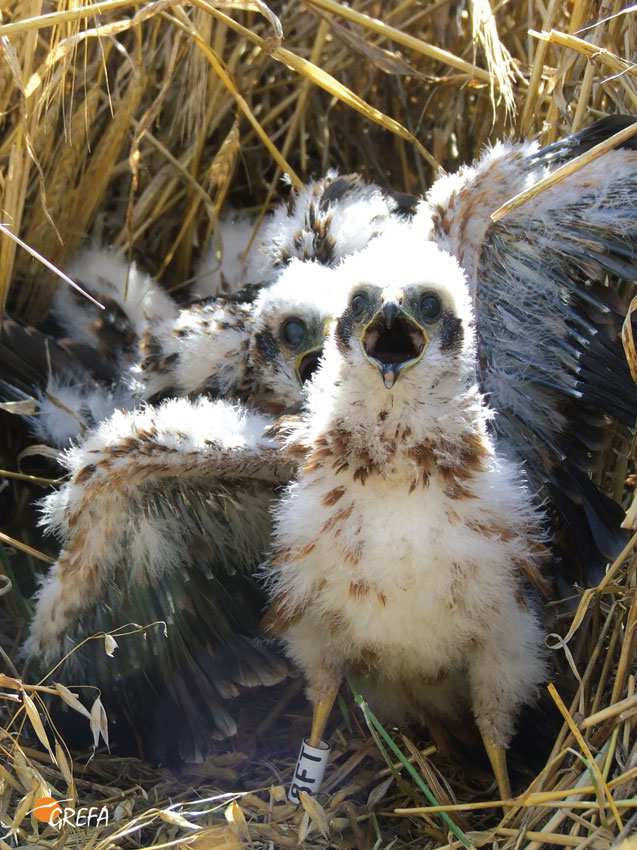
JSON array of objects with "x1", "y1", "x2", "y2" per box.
[
  {"x1": 288, "y1": 623, "x2": 344, "y2": 746},
  {"x1": 289, "y1": 667, "x2": 342, "y2": 803},
  {"x1": 282, "y1": 612, "x2": 344, "y2": 801},
  {"x1": 470, "y1": 652, "x2": 514, "y2": 801},
  {"x1": 467, "y1": 602, "x2": 546, "y2": 801}
]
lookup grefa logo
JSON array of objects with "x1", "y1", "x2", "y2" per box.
[{"x1": 26, "y1": 796, "x2": 109, "y2": 831}]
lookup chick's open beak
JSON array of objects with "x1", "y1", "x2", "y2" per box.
[
  {"x1": 295, "y1": 347, "x2": 322, "y2": 385},
  {"x1": 362, "y1": 303, "x2": 427, "y2": 389}
]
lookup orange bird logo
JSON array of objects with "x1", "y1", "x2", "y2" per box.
[{"x1": 31, "y1": 797, "x2": 62, "y2": 825}]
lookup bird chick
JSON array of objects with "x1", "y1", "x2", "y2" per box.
[
  {"x1": 133, "y1": 260, "x2": 344, "y2": 413},
  {"x1": 266, "y1": 233, "x2": 549, "y2": 797}
]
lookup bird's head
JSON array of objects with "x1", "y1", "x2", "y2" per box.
[
  {"x1": 344, "y1": 284, "x2": 443, "y2": 389},
  {"x1": 324, "y1": 232, "x2": 474, "y2": 403},
  {"x1": 249, "y1": 260, "x2": 342, "y2": 411}
]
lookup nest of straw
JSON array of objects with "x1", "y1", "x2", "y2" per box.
[{"x1": 1, "y1": 1, "x2": 636, "y2": 848}]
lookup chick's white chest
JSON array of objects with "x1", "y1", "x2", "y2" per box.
[{"x1": 287, "y1": 458, "x2": 500, "y2": 679}]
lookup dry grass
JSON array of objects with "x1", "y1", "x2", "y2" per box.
[{"x1": 1, "y1": 1, "x2": 636, "y2": 848}]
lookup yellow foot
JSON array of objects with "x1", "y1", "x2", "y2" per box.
[
  {"x1": 309, "y1": 681, "x2": 341, "y2": 747},
  {"x1": 481, "y1": 733, "x2": 512, "y2": 800}
]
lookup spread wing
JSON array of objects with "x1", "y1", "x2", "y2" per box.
[
  {"x1": 426, "y1": 116, "x2": 637, "y2": 586},
  {"x1": 25, "y1": 397, "x2": 295, "y2": 761}
]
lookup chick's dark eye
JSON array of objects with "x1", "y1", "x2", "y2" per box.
[
  {"x1": 350, "y1": 292, "x2": 369, "y2": 319},
  {"x1": 420, "y1": 293, "x2": 442, "y2": 322},
  {"x1": 281, "y1": 317, "x2": 307, "y2": 348}
]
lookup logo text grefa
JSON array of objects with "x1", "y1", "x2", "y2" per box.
[{"x1": 51, "y1": 807, "x2": 109, "y2": 829}]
